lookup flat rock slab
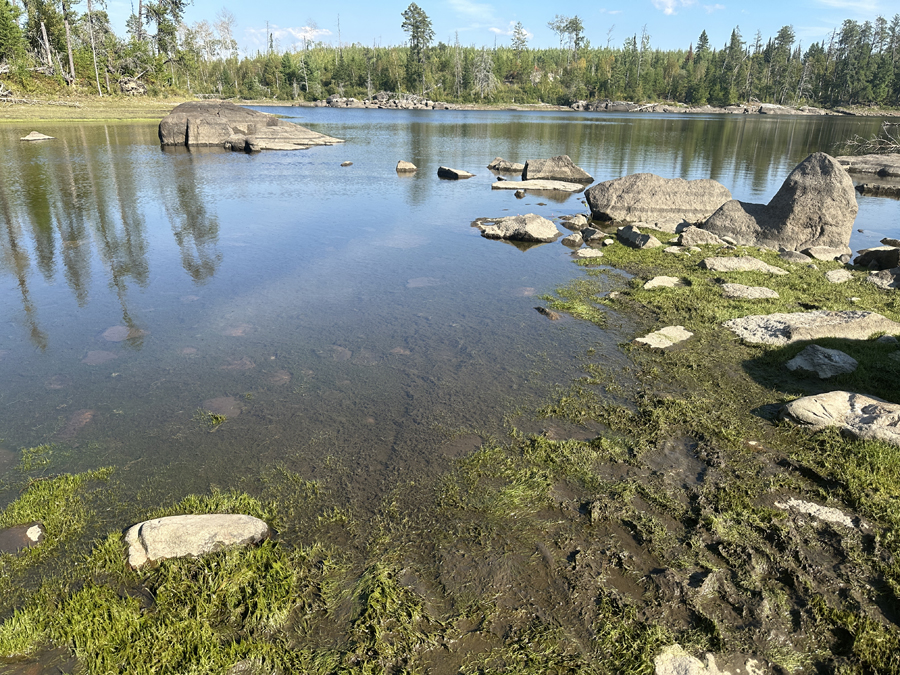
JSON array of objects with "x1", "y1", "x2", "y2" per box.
[
  {"x1": 855, "y1": 183, "x2": 900, "y2": 198},
  {"x1": 836, "y1": 153, "x2": 900, "y2": 177},
  {"x1": 782, "y1": 390, "x2": 900, "y2": 446},
  {"x1": 573, "y1": 248, "x2": 604, "y2": 258},
  {"x1": 0, "y1": 523, "x2": 44, "y2": 554},
  {"x1": 476, "y1": 214, "x2": 560, "y2": 242},
  {"x1": 826, "y1": 269, "x2": 853, "y2": 283},
  {"x1": 786, "y1": 344, "x2": 858, "y2": 378},
  {"x1": 159, "y1": 102, "x2": 343, "y2": 152},
  {"x1": 20, "y1": 131, "x2": 54, "y2": 141},
  {"x1": 491, "y1": 179, "x2": 585, "y2": 192},
  {"x1": 721, "y1": 283, "x2": 779, "y2": 299},
  {"x1": 634, "y1": 325, "x2": 693, "y2": 349},
  {"x1": 586, "y1": 173, "x2": 732, "y2": 233},
  {"x1": 644, "y1": 276, "x2": 685, "y2": 289},
  {"x1": 438, "y1": 166, "x2": 474, "y2": 179},
  {"x1": 700, "y1": 257, "x2": 789, "y2": 275},
  {"x1": 724, "y1": 310, "x2": 900, "y2": 345},
  {"x1": 124, "y1": 514, "x2": 271, "y2": 568}
]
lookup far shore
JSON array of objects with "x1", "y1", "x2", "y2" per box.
[{"x1": 2, "y1": 94, "x2": 899, "y2": 123}]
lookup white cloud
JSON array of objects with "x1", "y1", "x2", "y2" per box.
[
  {"x1": 598, "y1": 8, "x2": 624, "y2": 14},
  {"x1": 489, "y1": 21, "x2": 533, "y2": 38},
  {"x1": 651, "y1": 0, "x2": 697, "y2": 15},
  {"x1": 815, "y1": 0, "x2": 879, "y2": 10},
  {"x1": 447, "y1": 0, "x2": 498, "y2": 22},
  {"x1": 704, "y1": 3, "x2": 725, "y2": 12},
  {"x1": 245, "y1": 24, "x2": 332, "y2": 47}
]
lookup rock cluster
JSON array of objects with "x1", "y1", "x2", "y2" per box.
[{"x1": 159, "y1": 102, "x2": 343, "y2": 152}]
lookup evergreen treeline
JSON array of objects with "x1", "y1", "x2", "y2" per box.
[{"x1": 1, "y1": 0, "x2": 898, "y2": 108}]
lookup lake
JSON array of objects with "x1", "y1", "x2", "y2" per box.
[{"x1": 0, "y1": 108, "x2": 894, "y2": 514}]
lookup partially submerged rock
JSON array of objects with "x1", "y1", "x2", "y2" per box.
[
  {"x1": 159, "y1": 102, "x2": 343, "y2": 152},
  {"x1": 20, "y1": 131, "x2": 54, "y2": 141},
  {"x1": 437, "y1": 166, "x2": 474, "y2": 179},
  {"x1": 0, "y1": 523, "x2": 44, "y2": 554},
  {"x1": 585, "y1": 174, "x2": 731, "y2": 233},
  {"x1": 786, "y1": 344, "x2": 858, "y2": 378},
  {"x1": 124, "y1": 514, "x2": 271, "y2": 568},
  {"x1": 396, "y1": 160, "x2": 417, "y2": 172},
  {"x1": 720, "y1": 283, "x2": 779, "y2": 300},
  {"x1": 835, "y1": 153, "x2": 900, "y2": 177},
  {"x1": 618, "y1": 225, "x2": 663, "y2": 250},
  {"x1": 522, "y1": 155, "x2": 592, "y2": 183},
  {"x1": 781, "y1": 391, "x2": 900, "y2": 446},
  {"x1": 699, "y1": 257, "x2": 788, "y2": 275},
  {"x1": 572, "y1": 248, "x2": 604, "y2": 258},
  {"x1": 634, "y1": 325, "x2": 693, "y2": 349},
  {"x1": 724, "y1": 310, "x2": 900, "y2": 345},
  {"x1": 491, "y1": 179, "x2": 585, "y2": 192},
  {"x1": 561, "y1": 232, "x2": 583, "y2": 247},
  {"x1": 854, "y1": 246, "x2": 900, "y2": 270},
  {"x1": 703, "y1": 153, "x2": 857, "y2": 253},
  {"x1": 476, "y1": 214, "x2": 560, "y2": 242},
  {"x1": 487, "y1": 157, "x2": 525, "y2": 173},
  {"x1": 855, "y1": 183, "x2": 900, "y2": 198}
]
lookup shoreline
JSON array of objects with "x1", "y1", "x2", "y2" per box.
[{"x1": 2, "y1": 95, "x2": 898, "y2": 122}]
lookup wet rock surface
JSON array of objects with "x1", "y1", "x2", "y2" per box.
[
  {"x1": 124, "y1": 514, "x2": 271, "y2": 568},
  {"x1": 585, "y1": 174, "x2": 732, "y2": 232},
  {"x1": 0, "y1": 523, "x2": 44, "y2": 554}
]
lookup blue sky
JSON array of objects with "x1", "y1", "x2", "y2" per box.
[{"x1": 105, "y1": 0, "x2": 894, "y2": 55}]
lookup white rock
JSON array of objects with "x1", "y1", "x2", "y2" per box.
[
  {"x1": 721, "y1": 283, "x2": 779, "y2": 300},
  {"x1": 644, "y1": 276, "x2": 685, "y2": 289},
  {"x1": 781, "y1": 390, "x2": 900, "y2": 446},
  {"x1": 491, "y1": 179, "x2": 584, "y2": 192},
  {"x1": 786, "y1": 344, "x2": 858, "y2": 378},
  {"x1": 573, "y1": 248, "x2": 604, "y2": 258},
  {"x1": 634, "y1": 325, "x2": 693, "y2": 349},
  {"x1": 774, "y1": 498, "x2": 856, "y2": 529},
  {"x1": 825, "y1": 269, "x2": 853, "y2": 284},
  {"x1": 396, "y1": 160, "x2": 417, "y2": 172},
  {"x1": 20, "y1": 131, "x2": 54, "y2": 141},
  {"x1": 124, "y1": 514, "x2": 271, "y2": 568},
  {"x1": 654, "y1": 644, "x2": 765, "y2": 675}
]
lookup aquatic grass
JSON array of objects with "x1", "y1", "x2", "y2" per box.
[{"x1": 15, "y1": 444, "x2": 55, "y2": 472}]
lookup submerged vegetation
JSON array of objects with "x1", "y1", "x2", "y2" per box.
[{"x1": 1, "y1": 231, "x2": 900, "y2": 671}]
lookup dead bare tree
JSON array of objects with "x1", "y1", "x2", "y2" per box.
[{"x1": 844, "y1": 122, "x2": 900, "y2": 155}]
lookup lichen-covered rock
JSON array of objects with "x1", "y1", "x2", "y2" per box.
[
  {"x1": 586, "y1": 174, "x2": 731, "y2": 233},
  {"x1": 703, "y1": 153, "x2": 857, "y2": 253},
  {"x1": 677, "y1": 226, "x2": 726, "y2": 247}
]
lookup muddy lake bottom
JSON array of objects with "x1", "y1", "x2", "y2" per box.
[{"x1": 0, "y1": 109, "x2": 899, "y2": 672}]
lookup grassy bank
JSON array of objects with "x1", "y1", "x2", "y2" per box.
[{"x1": 1, "y1": 229, "x2": 899, "y2": 673}]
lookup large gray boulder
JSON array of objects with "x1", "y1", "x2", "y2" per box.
[
  {"x1": 522, "y1": 155, "x2": 592, "y2": 183},
  {"x1": 159, "y1": 102, "x2": 343, "y2": 152},
  {"x1": 124, "y1": 514, "x2": 271, "y2": 568},
  {"x1": 477, "y1": 214, "x2": 560, "y2": 242},
  {"x1": 585, "y1": 174, "x2": 732, "y2": 233},
  {"x1": 782, "y1": 391, "x2": 900, "y2": 446},
  {"x1": 724, "y1": 310, "x2": 900, "y2": 345},
  {"x1": 703, "y1": 153, "x2": 857, "y2": 253}
]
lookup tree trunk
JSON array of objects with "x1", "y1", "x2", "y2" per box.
[
  {"x1": 64, "y1": 20, "x2": 76, "y2": 86},
  {"x1": 86, "y1": 0, "x2": 103, "y2": 96},
  {"x1": 40, "y1": 22, "x2": 53, "y2": 72},
  {"x1": 137, "y1": 0, "x2": 144, "y2": 42}
]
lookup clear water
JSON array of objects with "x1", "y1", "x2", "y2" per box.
[{"x1": 0, "y1": 109, "x2": 894, "y2": 508}]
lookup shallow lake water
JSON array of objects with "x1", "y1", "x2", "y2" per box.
[{"x1": 0, "y1": 109, "x2": 895, "y2": 512}]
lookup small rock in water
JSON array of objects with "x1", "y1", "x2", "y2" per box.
[
  {"x1": 437, "y1": 166, "x2": 474, "y2": 179},
  {"x1": 222, "y1": 323, "x2": 252, "y2": 337},
  {"x1": 268, "y1": 370, "x2": 291, "y2": 385},
  {"x1": 102, "y1": 325, "x2": 147, "y2": 342},
  {"x1": 220, "y1": 356, "x2": 255, "y2": 371},
  {"x1": 0, "y1": 523, "x2": 45, "y2": 554},
  {"x1": 332, "y1": 346, "x2": 352, "y2": 361},
  {"x1": 57, "y1": 409, "x2": 95, "y2": 440},
  {"x1": 20, "y1": 131, "x2": 54, "y2": 141},
  {"x1": 179, "y1": 346, "x2": 199, "y2": 356},
  {"x1": 572, "y1": 248, "x2": 604, "y2": 259},
  {"x1": 390, "y1": 347, "x2": 411, "y2": 355},
  {"x1": 45, "y1": 374, "x2": 72, "y2": 389},
  {"x1": 535, "y1": 307, "x2": 561, "y2": 321},
  {"x1": 82, "y1": 350, "x2": 118, "y2": 365},
  {"x1": 181, "y1": 295, "x2": 200, "y2": 303},
  {"x1": 202, "y1": 397, "x2": 241, "y2": 417},
  {"x1": 514, "y1": 190, "x2": 525, "y2": 198},
  {"x1": 340, "y1": 161, "x2": 353, "y2": 166},
  {"x1": 515, "y1": 287, "x2": 536, "y2": 296},
  {"x1": 396, "y1": 160, "x2": 417, "y2": 172}
]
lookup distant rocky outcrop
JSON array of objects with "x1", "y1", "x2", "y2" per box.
[
  {"x1": 314, "y1": 92, "x2": 461, "y2": 110},
  {"x1": 475, "y1": 214, "x2": 560, "y2": 242},
  {"x1": 702, "y1": 153, "x2": 857, "y2": 253},
  {"x1": 159, "y1": 101, "x2": 343, "y2": 152},
  {"x1": 571, "y1": 100, "x2": 829, "y2": 116},
  {"x1": 522, "y1": 155, "x2": 592, "y2": 183},
  {"x1": 585, "y1": 174, "x2": 732, "y2": 232}
]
